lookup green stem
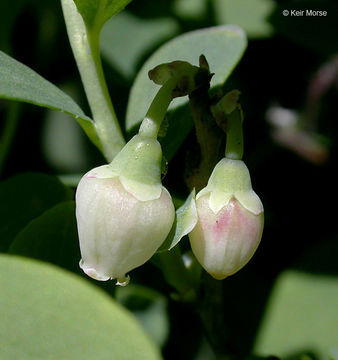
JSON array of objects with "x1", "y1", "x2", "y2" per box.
[
  {"x1": 196, "y1": 274, "x2": 231, "y2": 358},
  {"x1": 0, "y1": 102, "x2": 20, "y2": 177},
  {"x1": 61, "y1": 0, "x2": 125, "y2": 162},
  {"x1": 224, "y1": 107, "x2": 244, "y2": 160},
  {"x1": 138, "y1": 78, "x2": 177, "y2": 139}
]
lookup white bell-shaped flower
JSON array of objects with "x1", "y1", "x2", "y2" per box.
[
  {"x1": 189, "y1": 158, "x2": 264, "y2": 280},
  {"x1": 76, "y1": 135, "x2": 175, "y2": 284}
]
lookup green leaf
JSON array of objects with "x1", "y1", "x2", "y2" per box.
[
  {"x1": 0, "y1": 254, "x2": 162, "y2": 360},
  {"x1": 116, "y1": 285, "x2": 169, "y2": 348},
  {"x1": 159, "y1": 190, "x2": 197, "y2": 252},
  {"x1": 126, "y1": 25, "x2": 247, "y2": 158},
  {"x1": 0, "y1": 50, "x2": 102, "y2": 152},
  {"x1": 254, "y1": 270, "x2": 338, "y2": 359},
  {"x1": 213, "y1": 0, "x2": 275, "y2": 38},
  {"x1": 0, "y1": 173, "x2": 72, "y2": 252},
  {"x1": 74, "y1": 0, "x2": 132, "y2": 31},
  {"x1": 101, "y1": 11, "x2": 178, "y2": 79},
  {"x1": 9, "y1": 202, "x2": 80, "y2": 273}
]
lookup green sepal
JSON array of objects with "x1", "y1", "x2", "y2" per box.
[
  {"x1": 158, "y1": 189, "x2": 197, "y2": 252},
  {"x1": 109, "y1": 135, "x2": 163, "y2": 201},
  {"x1": 197, "y1": 158, "x2": 263, "y2": 215}
]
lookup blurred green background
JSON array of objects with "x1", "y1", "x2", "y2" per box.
[{"x1": 0, "y1": 0, "x2": 337, "y2": 359}]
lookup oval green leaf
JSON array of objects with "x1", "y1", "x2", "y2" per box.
[
  {"x1": 0, "y1": 254, "x2": 162, "y2": 360},
  {"x1": 126, "y1": 25, "x2": 247, "y2": 132},
  {"x1": 0, "y1": 50, "x2": 102, "y2": 151}
]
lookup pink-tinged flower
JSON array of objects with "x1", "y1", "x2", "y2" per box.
[
  {"x1": 76, "y1": 135, "x2": 175, "y2": 284},
  {"x1": 189, "y1": 158, "x2": 264, "y2": 280}
]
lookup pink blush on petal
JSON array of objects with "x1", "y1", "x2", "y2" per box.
[{"x1": 212, "y1": 201, "x2": 236, "y2": 238}]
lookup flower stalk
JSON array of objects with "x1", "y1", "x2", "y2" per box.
[
  {"x1": 224, "y1": 106, "x2": 244, "y2": 160},
  {"x1": 61, "y1": 0, "x2": 125, "y2": 162},
  {"x1": 138, "y1": 77, "x2": 178, "y2": 139}
]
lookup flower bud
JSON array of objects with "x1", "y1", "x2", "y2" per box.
[
  {"x1": 189, "y1": 158, "x2": 264, "y2": 280},
  {"x1": 76, "y1": 135, "x2": 175, "y2": 284}
]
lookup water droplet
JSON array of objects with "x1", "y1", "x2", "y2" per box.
[{"x1": 116, "y1": 275, "x2": 130, "y2": 287}]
